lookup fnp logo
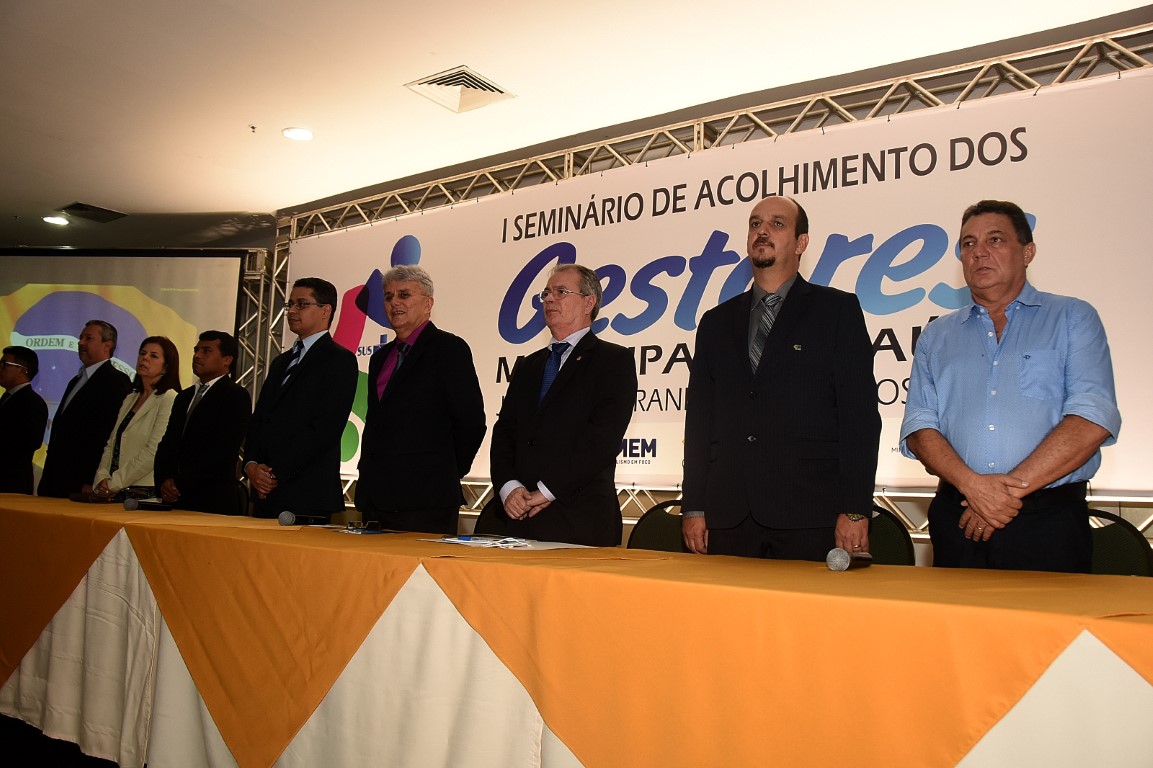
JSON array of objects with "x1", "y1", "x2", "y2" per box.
[{"x1": 497, "y1": 214, "x2": 1036, "y2": 343}]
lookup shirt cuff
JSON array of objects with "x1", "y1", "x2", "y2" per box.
[
  {"x1": 498, "y1": 480, "x2": 524, "y2": 504},
  {"x1": 681, "y1": 509, "x2": 705, "y2": 519}
]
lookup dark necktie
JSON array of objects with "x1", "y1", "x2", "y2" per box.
[
  {"x1": 183, "y1": 383, "x2": 207, "y2": 434},
  {"x1": 394, "y1": 341, "x2": 411, "y2": 374},
  {"x1": 280, "y1": 340, "x2": 304, "y2": 387},
  {"x1": 59, "y1": 367, "x2": 88, "y2": 413},
  {"x1": 539, "y1": 342, "x2": 570, "y2": 401},
  {"x1": 749, "y1": 293, "x2": 783, "y2": 372}
]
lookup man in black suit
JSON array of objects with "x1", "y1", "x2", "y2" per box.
[
  {"x1": 488, "y1": 264, "x2": 637, "y2": 547},
  {"x1": 0, "y1": 346, "x2": 49, "y2": 494},
  {"x1": 682, "y1": 196, "x2": 880, "y2": 561},
  {"x1": 155, "y1": 331, "x2": 252, "y2": 514},
  {"x1": 38, "y1": 320, "x2": 133, "y2": 498},
  {"x1": 355, "y1": 266, "x2": 486, "y2": 534},
  {"x1": 244, "y1": 277, "x2": 358, "y2": 521}
]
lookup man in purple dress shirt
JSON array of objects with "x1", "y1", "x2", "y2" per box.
[{"x1": 354, "y1": 266, "x2": 486, "y2": 534}]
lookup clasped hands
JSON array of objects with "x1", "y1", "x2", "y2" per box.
[
  {"x1": 958, "y1": 473, "x2": 1029, "y2": 541},
  {"x1": 503, "y1": 486, "x2": 550, "y2": 520},
  {"x1": 245, "y1": 463, "x2": 278, "y2": 499}
]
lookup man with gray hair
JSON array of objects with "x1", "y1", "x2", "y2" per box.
[
  {"x1": 38, "y1": 320, "x2": 132, "y2": 497},
  {"x1": 355, "y1": 265, "x2": 486, "y2": 534},
  {"x1": 487, "y1": 263, "x2": 637, "y2": 546}
]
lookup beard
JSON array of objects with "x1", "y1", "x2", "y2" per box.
[{"x1": 751, "y1": 253, "x2": 776, "y2": 269}]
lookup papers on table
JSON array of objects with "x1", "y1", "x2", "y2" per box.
[{"x1": 426, "y1": 535, "x2": 590, "y2": 550}]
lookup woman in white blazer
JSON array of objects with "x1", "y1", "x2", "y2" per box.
[{"x1": 93, "y1": 336, "x2": 181, "y2": 495}]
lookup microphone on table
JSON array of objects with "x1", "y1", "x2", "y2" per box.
[
  {"x1": 826, "y1": 547, "x2": 874, "y2": 571},
  {"x1": 123, "y1": 498, "x2": 173, "y2": 511},
  {"x1": 278, "y1": 511, "x2": 329, "y2": 526}
]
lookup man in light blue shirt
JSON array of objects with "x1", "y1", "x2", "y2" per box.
[{"x1": 900, "y1": 200, "x2": 1121, "y2": 572}]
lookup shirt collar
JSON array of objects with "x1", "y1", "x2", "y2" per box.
[
  {"x1": 399, "y1": 319, "x2": 431, "y2": 348},
  {"x1": 751, "y1": 273, "x2": 798, "y2": 305},
  {"x1": 963, "y1": 281, "x2": 1040, "y2": 322}
]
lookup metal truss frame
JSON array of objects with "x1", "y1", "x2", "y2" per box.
[
  {"x1": 233, "y1": 247, "x2": 288, "y2": 398},
  {"x1": 287, "y1": 23, "x2": 1152, "y2": 240},
  {"x1": 278, "y1": 22, "x2": 1153, "y2": 532}
]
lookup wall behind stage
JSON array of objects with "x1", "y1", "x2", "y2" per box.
[
  {"x1": 291, "y1": 69, "x2": 1153, "y2": 494},
  {"x1": 0, "y1": 251, "x2": 244, "y2": 447}
]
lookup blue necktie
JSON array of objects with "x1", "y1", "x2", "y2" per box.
[
  {"x1": 539, "y1": 342, "x2": 570, "y2": 401},
  {"x1": 280, "y1": 340, "x2": 304, "y2": 387}
]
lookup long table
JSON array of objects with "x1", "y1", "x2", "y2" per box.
[{"x1": 2, "y1": 495, "x2": 1152, "y2": 767}]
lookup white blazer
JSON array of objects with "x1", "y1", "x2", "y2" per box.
[{"x1": 93, "y1": 388, "x2": 177, "y2": 490}]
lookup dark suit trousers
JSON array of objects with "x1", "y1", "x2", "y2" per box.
[
  {"x1": 929, "y1": 481, "x2": 1091, "y2": 573},
  {"x1": 708, "y1": 514, "x2": 834, "y2": 562}
]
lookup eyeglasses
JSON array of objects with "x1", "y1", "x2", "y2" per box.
[
  {"x1": 537, "y1": 287, "x2": 588, "y2": 301},
  {"x1": 0, "y1": 361, "x2": 27, "y2": 370},
  {"x1": 283, "y1": 300, "x2": 325, "y2": 312}
]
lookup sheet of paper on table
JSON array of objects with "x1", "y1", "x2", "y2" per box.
[{"x1": 425, "y1": 535, "x2": 590, "y2": 550}]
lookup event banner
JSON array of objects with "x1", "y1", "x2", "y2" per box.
[{"x1": 291, "y1": 69, "x2": 1153, "y2": 493}]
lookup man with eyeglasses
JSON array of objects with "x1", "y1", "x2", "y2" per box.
[
  {"x1": 682, "y1": 196, "x2": 880, "y2": 561},
  {"x1": 0, "y1": 346, "x2": 49, "y2": 494},
  {"x1": 38, "y1": 320, "x2": 133, "y2": 498},
  {"x1": 244, "y1": 277, "x2": 358, "y2": 521},
  {"x1": 355, "y1": 265, "x2": 486, "y2": 534},
  {"x1": 155, "y1": 331, "x2": 252, "y2": 514},
  {"x1": 487, "y1": 263, "x2": 637, "y2": 546}
]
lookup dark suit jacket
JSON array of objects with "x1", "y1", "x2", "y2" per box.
[
  {"x1": 682, "y1": 276, "x2": 880, "y2": 529},
  {"x1": 0, "y1": 385, "x2": 49, "y2": 494},
  {"x1": 355, "y1": 323, "x2": 486, "y2": 534},
  {"x1": 154, "y1": 376, "x2": 252, "y2": 514},
  {"x1": 245, "y1": 333, "x2": 358, "y2": 519},
  {"x1": 488, "y1": 331, "x2": 637, "y2": 547},
  {"x1": 38, "y1": 361, "x2": 133, "y2": 498}
]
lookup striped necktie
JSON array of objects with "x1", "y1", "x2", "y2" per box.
[
  {"x1": 749, "y1": 293, "x2": 783, "y2": 372},
  {"x1": 281, "y1": 340, "x2": 304, "y2": 387}
]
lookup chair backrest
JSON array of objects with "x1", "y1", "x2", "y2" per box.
[
  {"x1": 472, "y1": 496, "x2": 505, "y2": 537},
  {"x1": 235, "y1": 479, "x2": 250, "y2": 516},
  {"x1": 869, "y1": 504, "x2": 916, "y2": 566},
  {"x1": 627, "y1": 500, "x2": 690, "y2": 553},
  {"x1": 1090, "y1": 509, "x2": 1153, "y2": 577}
]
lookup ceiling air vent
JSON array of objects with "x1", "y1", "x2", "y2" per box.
[
  {"x1": 59, "y1": 202, "x2": 128, "y2": 224},
  {"x1": 406, "y1": 66, "x2": 514, "y2": 113}
]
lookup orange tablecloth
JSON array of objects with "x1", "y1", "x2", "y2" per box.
[{"x1": 3, "y1": 495, "x2": 1152, "y2": 768}]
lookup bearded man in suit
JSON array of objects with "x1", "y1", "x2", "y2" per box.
[{"x1": 682, "y1": 196, "x2": 881, "y2": 561}]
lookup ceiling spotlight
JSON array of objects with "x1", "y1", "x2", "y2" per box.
[
  {"x1": 282, "y1": 127, "x2": 314, "y2": 141},
  {"x1": 43, "y1": 215, "x2": 69, "y2": 226}
]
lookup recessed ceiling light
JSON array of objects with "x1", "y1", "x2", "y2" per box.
[
  {"x1": 282, "y1": 127, "x2": 314, "y2": 141},
  {"x1": 43, "y1": 215, "x2": 69, "y2": 226}
]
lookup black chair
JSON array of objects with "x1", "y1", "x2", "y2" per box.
[
  {"x1": 869, "y1": 504, "x2": 916, "y2": 565},
  {"x1": 627, "y1": 500, "x2": 690, "y2": 553},
  {"x1": 472, "y1": 496, "x2": 504, "y2": 536},
  {"x1": 1090, "y1": 509, "x2": 1153, "y2": 577},
  {"x1": 235, "y1": 479, "x2": 250, "y2": 516}
]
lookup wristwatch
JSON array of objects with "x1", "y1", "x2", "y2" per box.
[{"x1": 843, "y1": 513, "x2": 868, "y2": 522}]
